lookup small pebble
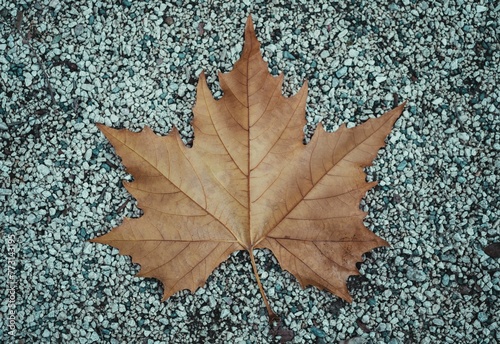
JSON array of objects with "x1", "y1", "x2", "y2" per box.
[
  {"x1": 397, "y1": 160, "x2": 407, "y2": 171},
  {"x1": 74, "y1": 24, "x2": 84, "y2": 36},
  {"x1": 477, "y1": 312, "x2": 488, "y2": 323},
  {"x1": 476, "y1": 5, "x2": 488, "y2": 13},
  {"x1": 336, "y1": 66, "x2": 348, "y2": 78},
  {"x1": 433, "y1": 319, "x2": 445, "y2": 326},
  {"x1": 310, "y1": 327, "x2": 326, "y2": 338},
  {"x1": 407, "y1": 269, "x2": 427, "y2": 282},
  {"x1": 37, "y1": 165, "x2": 50, "y2": 176},
  {"x1": 432, "y1": 98, "x2": 444, "y2": 105},
  {"x1": 348, "y1": 49, "x2": 359, "y2": 57}
]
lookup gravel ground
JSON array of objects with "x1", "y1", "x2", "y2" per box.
[{"x1": 1, "y1": 0, "x2": 499, "y2": 343}]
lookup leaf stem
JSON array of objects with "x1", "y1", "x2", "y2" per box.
[{"x1": 249, "y1": 249, "x2": 278, "y2": 323}]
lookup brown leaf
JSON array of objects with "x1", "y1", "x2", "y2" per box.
[{"x1": 90, "y1": 15, "x2": 405, "y2": 319}]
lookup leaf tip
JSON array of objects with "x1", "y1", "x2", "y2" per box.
[
  {"x1": 297, "y1": 78, "x2": 309, "y2": 97},
  {"x1": 368, "y1": 180, "x2": 379, "y2": 188},
  {"x1": 244, "y1": 13, "x2": 258, "y2": 47},
  {"x1": 393, "y1": 101, "x2": 407, "y2": 117},
  {"x1": 245, "y1": 14, "x2": 254, "y2": 30},
  {"x1": 96, "y1": 123, "x2": 107, "y2": 133},
  {"x1": 88, "y1": 236, "x2": 103, "y2": 244},
  {"x1": 379, "y1": 238, "x2": 390, "y2": 247},
  {"x1": 340, "y1": 291, "x2": 354, "y2": 304},
  {"x1": 122, "y1": 180, "x2": 133, "y2": 192},
  {"x1": 161, "y1": 288, "x2": 175, "y2": 302}
]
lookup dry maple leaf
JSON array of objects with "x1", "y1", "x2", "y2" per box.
[{"x1": 90, "y1": 15, "x2": 405, "y2": 320}]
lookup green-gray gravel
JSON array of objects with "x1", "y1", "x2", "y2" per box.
[{"x1": 1, "y1": 0, "x2": 499, "y2": 343}]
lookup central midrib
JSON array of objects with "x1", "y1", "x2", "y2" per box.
[{"x1": 246, "y1": 34, "x2": 252, "y2": 250}]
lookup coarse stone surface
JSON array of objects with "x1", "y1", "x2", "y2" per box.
[{"x1": 0, "y1": 0, "x2": 499, "y2": 343}]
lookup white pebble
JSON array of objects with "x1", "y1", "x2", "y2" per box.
[
  {"x1": 81, "y1": 84, "x2": 94, "y2": 91},
  {"x1": 37, "y1": 164, "x2": 51, "y2": 176},
  {"x1": 25, "y1": 73, "x2": 33, "y2": 87},
  {"x1": 476, "y1": 5, "x2": 488, "y2": 13},
  {"x1": 348, "y1": 49, "x2": 359, "y2": 57},
  {"x1": 433, "y1": 98, "x2": 444, "y2": 105},
  {"x1": 85, "y1": 148, "x2": 93, "y2": 161}
]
